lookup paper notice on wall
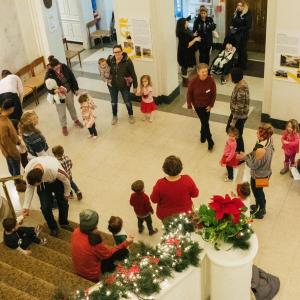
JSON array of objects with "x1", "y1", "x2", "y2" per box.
[
  {"x1": 274, "y1": 32, "x2": 300, "y2": 84},
  {"x1": 117, "y1": 18, "x2": 153, "y2": 61}
]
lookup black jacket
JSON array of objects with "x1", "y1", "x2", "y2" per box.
[
  {"x1": 108, "y1": 53, "x2": 138, "y2": 89},
  {"x1": 44, "y1": 64, "x2": 79, "y2": 94},
  {"x1": 231, "y1": 8, "x2": 252, "y2": 41},
  {"x1": 177, "y1": 29, "x2": 196, "y2": 68},
  {"x1": 193, "y1": 16, "x2": 216, "y2": 48}
]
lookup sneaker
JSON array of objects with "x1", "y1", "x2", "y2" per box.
[
  {"x1": 40, "y1": 238, "x2": 47, "y2": 245},
  {"x1": 92, "y1": 135, "x2": 98, "y2": 140},
  {"x1": 149, "y1": 115, "x2": 153, "y2": 123},
  {"x1": 62, "y1": 126, "x2": 68, "y2": 136},
  {"x1": 149, "y1": 228, "x2": 158, "y2": 236},
  {"x1": 200, "y1": 136, "x2": 206, "y2": 143},
  {"x1": 87, "y1": 135, "x2": 93, "y2": 139},
  {"x1": 111, "y1": 116, "x2": 118, "y2": 125},
  {"x1": 76, "y1": 191, "x2": 83, "y2": 201},
  {"x1": 60, "y1": 224, "x2": 74, "y2": 232},
  {"x1": 208, "y1": 139, "x2": 214, "y2": 151},
  {"x1": 142, "y1": 115, "x2": 147, "y2": 121},
  {"x1": 35, "y1": 224, "x2": 43, "y2": 236},
  {"x1": 129, "y1": 115, "x2": 135, "y2": 124},
  {"x1": 221, "y1": 78, "x2": 227, "y2": 85},
  {"x1": 50, "y1": 228, "x2": 59, "y2": 237},
  {"x1": 224, "y1": 176, "x2": 233, "y2": 182},
  {"x1": 74, "y1": 120, "x2": 83, "y2": 128},
  {"x1": 280, "y1": 165, "x2": 289, "y2": 175}
]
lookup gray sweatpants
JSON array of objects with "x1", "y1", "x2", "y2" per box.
[{"x1": 55, "y1": 91, "x2": 78, "y2": 127}]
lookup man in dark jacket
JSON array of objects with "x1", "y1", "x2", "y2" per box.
[
  {"x1": 107, "y1": 45, "x2": 138, "y2": 125},
  {"x1": 229, "y1": 1, "x2": 252, "y2": 69},
  {"x1": 44, "y1": 57, "x2": 83, "y2": 136},
  {"x1": 193, "y1": 6, "x2": 216, "y2": 65}
]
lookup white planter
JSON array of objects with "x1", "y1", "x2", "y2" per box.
[{"x1": 205, "y1": 234, "x2": 258, "y2": 300}]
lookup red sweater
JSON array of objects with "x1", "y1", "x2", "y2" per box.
[
  {"x1": 150, "y1": 175, "x2": 199, "y2": 220},
  {"x1": 187, "y1": 76, "x2": 216, "y2": 109},
  {"x1": 130, "y1": 192, "x2": 154, "y2": 217},
  {"x1": 71, "y1": 228, "x2": 129, "y2": 282}
]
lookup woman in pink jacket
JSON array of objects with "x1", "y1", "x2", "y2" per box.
[
  {"x1": 280, "y1": 119, "x2": 299, "y2": 174},
  {"x1": 220, "y1": 127, "x2": 239, "y2": 181},
  {"x1": 78, "y1": 94, "x2": 98, "y2": 139}
]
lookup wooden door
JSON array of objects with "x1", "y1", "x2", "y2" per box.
[{"x1": 225, "y1": 0, "x2": 268, "y2": 52}]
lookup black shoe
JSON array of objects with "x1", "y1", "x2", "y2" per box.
[
  {"x1": 255, "y1": 209, "x2": 266, "y2": 219},
  {"x1": 149, "y1": 228, "x2": 158, "y2": 236},
  {"x1": 60, "y1": 224, "x2": 74, "y2": 232},
  {"x1": 250, "y1": 204, "x2": 259, "y2": 215},
  {"x1": 208, "y1": 140, "x2": 214, "y2": 151},
  {"x1": 138, "y1": 225, "x2": 145, "y2": 234},
  {"x1": 200, "y1": 136, "x2": 206, "y2": 143},
  {"x1": 50, "y1": 228, "x2": 59, "y2": 237}
]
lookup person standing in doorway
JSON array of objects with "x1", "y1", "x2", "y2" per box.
[
  {"x1": 193, "y1": 5, "x2": 216, "y2": 65},
  {"x1": 107, "y1": 45, "x2": 138, "y2": 125},
  {"x1": 176, "y1": 17, "x2": 200, "y2": 87},
  {"x1": 0, "y1": 70, "x2": 23, "y2": 121},
  {"x1": 226, "y1": 68, "x2": 250, "y2": 153},
  {"x1": 229, "y1": 1, "x2": 252, "y2": 69},
  {"x1": 187, "y1": 63, "x2": 216, "y2": 151},
  {"x1": 45, "y1": 57, "x2": 83, "y2": 136},
  {"x1": 22, "y1": 156, "x2": 73, "y2": 237}
]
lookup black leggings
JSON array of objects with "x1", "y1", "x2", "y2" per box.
[
  {"x1": 88, "y1": 123, "x2": 98, "y2": 136},
  {"x1": 101, "y1": 248, "x2": 129, "y2": 274}
]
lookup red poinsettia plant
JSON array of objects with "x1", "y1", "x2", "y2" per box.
[{"x1": 195, "y1": 194, "x2": 254, "y2": 250}]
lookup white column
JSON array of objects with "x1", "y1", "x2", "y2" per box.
[
  {"x1": 29, "y1": 0, "x2": 66, "y2": 64},
  {"x1": 113, "y1": 0, "x2": 179, "y2": 100}
]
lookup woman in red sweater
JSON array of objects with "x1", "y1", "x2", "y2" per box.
[
  {"x1": 71, "y1": 209, "x2": 133, "y2": 282},
  {"x1": 150, "y1": 155, "x2": 199, "y2": 220},
  {"x1": 187, "y1": 63, "x2": 216, "y2": 151}
]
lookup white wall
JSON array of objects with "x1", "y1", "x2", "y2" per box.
[
  {"x1": 78, "y1": 0, "x2": 94, "y2": 48},
  {"x1": 263, "y1": 0, "x2": 300, "y2": 122},
  {"x1": 0, "y1": 0, "x2": 40, "y2": 72},
  {"x1": 113, "y1": 0, "x2": 178, "y2": 96}
]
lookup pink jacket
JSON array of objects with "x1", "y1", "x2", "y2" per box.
[
  {"x1": 281, "y1": 131, "x2": 299, "y2": 155},
  {"x1": 223, "y1": 139, "x2": 237, "y2": 162},
  {"x1": 80, "y1": 98, "x2": 96, "y2": 128}
]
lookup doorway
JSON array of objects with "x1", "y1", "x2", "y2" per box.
[{"x1": 226, "y1": 0, "x2": 268, "y2": 53}]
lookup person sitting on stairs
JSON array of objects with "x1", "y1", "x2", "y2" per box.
[{"x1": 2, "y1": 217, "x2": 46, "y2": 255}]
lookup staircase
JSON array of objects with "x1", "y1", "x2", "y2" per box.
[{"x1": 0, "y1": 225, "x2": 114, "y2": 300}]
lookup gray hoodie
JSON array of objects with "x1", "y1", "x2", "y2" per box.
[{"x1": 245, "y1": 138, "x2": 274, "y2": 179}]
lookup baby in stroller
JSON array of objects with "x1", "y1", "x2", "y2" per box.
[{"x1": 211, "y1": 43, "x2": 236, "y2": 84}]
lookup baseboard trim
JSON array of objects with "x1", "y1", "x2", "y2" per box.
[
  {"x1": 131, "y1": 85, "x2": 180, "y2": 105},
  {"x1": 261, "y1": 113, "x2": 286, "y2": 129}
]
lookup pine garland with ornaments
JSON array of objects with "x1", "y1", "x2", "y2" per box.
[{"x1": 60, "y1": 214, "x2": 201, "y2": 300}]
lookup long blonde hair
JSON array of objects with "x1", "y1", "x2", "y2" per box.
[{"x1": 19, "y1": 111, "x2": 40, "y2": 134}]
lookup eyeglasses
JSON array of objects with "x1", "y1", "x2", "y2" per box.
[{"x1": 113, "y1": 51, "x2": 122, "y2": 54}]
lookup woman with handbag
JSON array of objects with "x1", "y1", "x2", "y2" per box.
[
  {"x1": 107, "y1": 45, "x2": 138, "y2": 125},
  {"x1": 193, "y1": 5, "x2": 216, "y2": 65},
  {"x1": 238, "y1": 124, "x2": 274, "y2": 219}
]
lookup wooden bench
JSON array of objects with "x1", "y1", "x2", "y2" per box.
[
  {"x1": 87, "y1": 19, "x2": 112, "y2": 49},
  {"x1": 62, "y1": 38, "x2": 84, "y2": 69},
  {"x1": 16, "y1": 56, "x2": 47, "y2": 105}
]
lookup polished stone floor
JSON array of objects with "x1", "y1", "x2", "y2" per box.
[{"x1": 0, "y1": 48, "x2": 299, "y2": 300}]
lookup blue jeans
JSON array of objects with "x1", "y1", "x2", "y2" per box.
[
  {"x1": 108, "y1": 85, "x2": 133, "y2": 117},
  {"x1": 6, "y1": 157, "x2": 21, "y2": 176}
]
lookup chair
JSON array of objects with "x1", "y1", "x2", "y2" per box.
[
  {"x1": 63, "y1": 38, "x2": 84, "y2": 69},
  {"x1": 87, "y1": 19, "x2": 112, "y2": 49}
]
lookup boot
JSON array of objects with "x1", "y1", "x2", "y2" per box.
[
  {"x1": 182, "y1": 77, "x2": 189, "y2": 87},
  {"x1": 255, "y1": 208, "x2": 266, "y2": 219},
  {"x1": 280, "y1": 164, "x2": 289, "y2": 175}
]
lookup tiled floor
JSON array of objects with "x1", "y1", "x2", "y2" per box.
[{"x1": 0, "y1": 48, "x2": 299, "y2": 299}]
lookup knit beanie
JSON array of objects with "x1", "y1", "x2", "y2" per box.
[{"x1": 79, "y1": 209, "x2": 99, "y2": 232}]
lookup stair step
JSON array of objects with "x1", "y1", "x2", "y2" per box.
[
  {"x1": 0, "y1": 281, "x2": 39, "y2": 300},
  {"x1": 0, "y1": 261, "x2": 56, "y2": 299},
  {"x1": 41, "y1": 232, "x2": 71, "y2": 256},
  {"x1": 30, "y1": 243, "x2": 74, "y2": 273},
  {"x1": 0, "y1": 243, "x2": 93, "y2": 291}
]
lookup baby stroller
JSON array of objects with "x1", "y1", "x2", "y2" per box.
[{"x1": 211, "y1": 43, "x2": 236, "y2": 84}]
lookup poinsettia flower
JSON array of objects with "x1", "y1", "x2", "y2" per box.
[{"x1": 209, "y1": 194, "x2": 245, "y2": 224}]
